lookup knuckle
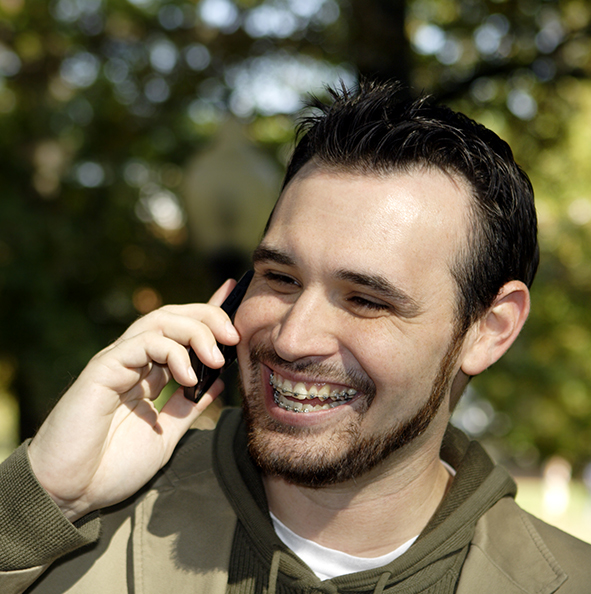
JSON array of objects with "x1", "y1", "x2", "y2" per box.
[{"x1": 145, "y1": 308, "x2": 169, "y2": 325}]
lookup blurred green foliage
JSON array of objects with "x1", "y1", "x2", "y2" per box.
[{"x1": 1, "y1": 0, "x2": 591, "y2": 472}]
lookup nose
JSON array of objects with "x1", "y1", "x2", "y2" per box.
[{"x1": 271, "y1": 288, "x2": 340, "y2": 363}]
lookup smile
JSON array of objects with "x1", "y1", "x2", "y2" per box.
[{"x1": 269, "y1": 372, "x2": 357, "y2": 413}]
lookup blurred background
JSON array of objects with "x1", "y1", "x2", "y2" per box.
[{"x1": 1, "y1": 0, "x2": 591, "y2": 541}]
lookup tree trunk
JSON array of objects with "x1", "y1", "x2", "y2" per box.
[{"x1": 347, "y1": 0, "x2": 411, "y2": 89}]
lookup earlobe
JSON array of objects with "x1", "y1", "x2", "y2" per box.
[{"x1": 460, "y1": 281, "x2": 530, "y2": 377}]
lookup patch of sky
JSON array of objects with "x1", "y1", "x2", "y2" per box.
[
  {"x1": 60, "y1": 51, "x2": 101, "y2": 88},
  {"x1": 75, "y1": 161, "x2": 105, "y2": 187},
  {"x1": 474, "y1": 14, "x2": 510, "y2": 57},
  {"x1": 507, "y1": 89, "x2": 537, "y2": 120},
  {"x1": 149, "y1": 38, "x2": 179, "y2": 74},
  {"x1": 0, "y1": 46, "x2": 21, "y2": 77},
  {"x1": 225, "y1": 52, "x2": 355, "y2": 117},
  {"x1": 198, "y1": 0, "x2": 239, "y2": 30}
]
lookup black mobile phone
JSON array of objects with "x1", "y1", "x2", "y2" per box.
[{"x1": 183, "y1": 270, "x2": 254, "y2": 402}]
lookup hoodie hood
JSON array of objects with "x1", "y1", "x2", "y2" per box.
[{"x1": 212, "y1": 409, "x2": 516, "y2": 594}]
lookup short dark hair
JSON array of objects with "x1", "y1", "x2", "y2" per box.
[{"x1": 274, "y1": 79, "x2": 539, "y2": 333}]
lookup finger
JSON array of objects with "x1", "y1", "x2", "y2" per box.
[
  {"x1": 123, "y1": 363, "x2": 172, "y2": 403},
  {"x1": 207, "y1": 278, "x2": 237, "y2": 307},
  {"x1": 107, "y1": 319, "x2": 231, "y2": 386},
  {"x1": 118, "y1": 304, "x2": 240, "y2": 349},
  {"x1": 94, "y1": 333, "x2": 198, "y2": 391}
]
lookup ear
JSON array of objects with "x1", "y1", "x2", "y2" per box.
[{"x1": 460, "y1": 280, "x2": 530, "y2": 377}]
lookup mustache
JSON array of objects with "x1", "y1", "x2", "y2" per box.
[{"x1": 248, "y1": 343, "x2": 376, "y2": 397}]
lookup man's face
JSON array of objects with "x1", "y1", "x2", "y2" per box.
[{"x1": 234, "y1": 164, "x2": 471, "y2": 487}]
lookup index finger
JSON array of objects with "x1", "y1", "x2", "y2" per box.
[
  {"x1": 207, "y1": 278, "x2": 237, "y2": 307},
  {"x1": 208, "y1": 271, "x2": 254, "y2": 315}
]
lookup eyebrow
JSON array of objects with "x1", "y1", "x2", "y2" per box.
[
  {"x1": 335, "y1": 270, "x2": 423, "y2": 318},
  {"x1": 253, "y1": 244, "x2": 423, "y2": 318},
  {"x1": 253, "y1": 245, "x2": 296, "y2": 267}
]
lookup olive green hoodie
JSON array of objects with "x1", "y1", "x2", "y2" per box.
[
  {"x1": 213, "y1": 409, "x2": 517, "y2": 594},
  {"x1": 1, "y1": 408, "x2": 590, "y2": 594}
]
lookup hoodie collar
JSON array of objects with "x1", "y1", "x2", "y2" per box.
[{"x1": 213, "y1": 409, "x2": 517, "y2": 593}]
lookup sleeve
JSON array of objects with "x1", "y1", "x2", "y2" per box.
[{"x1": 0, "y1": 441, "x2": 101, "y2": 585}]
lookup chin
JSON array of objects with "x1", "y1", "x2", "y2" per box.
[
  {"x1": 241, "y1": 380, "x2": 445, "y2": 488},
  {"x1": 239, "y1": 337, "x2": 460, "y2": 487}
]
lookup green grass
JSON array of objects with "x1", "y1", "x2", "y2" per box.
[{"x1": 515, "y1": 477, "x2": 591, "y2": 543}]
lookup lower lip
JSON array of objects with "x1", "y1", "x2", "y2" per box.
[{"x1": 262, "y1": 366, "x2": 359, "y2": 426}]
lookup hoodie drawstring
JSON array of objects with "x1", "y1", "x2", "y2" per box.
[
  {"x1": 373, "y1": 571, "x2": 392, "y2": 594},
  {"x1": 268, "y1": 550, "x2": 392, "y2": 594},
  {"x1": 268, "y1": 548, "x2": 282, "y2": 594}
]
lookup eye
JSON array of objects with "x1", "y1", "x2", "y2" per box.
[
  {"x1": 262, "y1": 270, "x2": 300, "y2": 292},
  {"x1": 348, "y1": 295, "x2": 391, "y2": 312}
]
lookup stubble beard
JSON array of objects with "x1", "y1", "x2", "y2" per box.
[{"x1": 240, "y1": 333, "x2": 466, "y2": 488}]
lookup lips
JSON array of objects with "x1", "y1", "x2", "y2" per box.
[{"x1": 270, "y1": 371, "x2": 357, "y2": 413}]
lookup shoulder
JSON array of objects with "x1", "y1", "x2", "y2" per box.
[
  {"x1": 524, "y1": 507, "x2": 591, "y2": 570},
  {"x1": 149, "y1": 407, "x2": 243, "y2": 491},
  {"x1": 485, "y1": 497, "x2": 591, "y2": 558},
  {"x1": 150, "y1": 427, "x2": 217, "y2": 490},
  {"x1": 458, "y1": 497, "x2": 591, "y2": 594}
]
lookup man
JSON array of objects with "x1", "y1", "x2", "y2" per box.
[{"x1": 1, "y1": 80, "x2": 590, "y2": 593}]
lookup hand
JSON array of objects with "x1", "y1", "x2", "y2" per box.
[{"x1": 27, "y1": 280, "x2": 240, "y2": 522}]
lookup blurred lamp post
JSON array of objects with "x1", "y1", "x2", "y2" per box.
[{"x1": 183, "y1": 118, "x2": 281, "y2": 288}]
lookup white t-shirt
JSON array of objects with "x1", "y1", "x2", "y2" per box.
[
  {"x1": 270, "y1": 512, "x2": 417, "y2": 581},
  {"x1": 269, "y1": 461, "x2": 455, "y2": 581}
]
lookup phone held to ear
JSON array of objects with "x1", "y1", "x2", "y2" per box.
[{"x1": 183, "y1": 270, "x2": 254, "y2": 403}]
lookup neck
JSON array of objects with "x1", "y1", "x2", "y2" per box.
[{"x1": 263, "y1": 436, "x2": 452, "y2": 558}]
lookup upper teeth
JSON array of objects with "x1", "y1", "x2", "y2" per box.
[{"x1": 270, "y1": 372, "x2": 357, "y2": 412}]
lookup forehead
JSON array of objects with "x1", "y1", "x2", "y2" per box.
[
  {"x1": 266, "y1": 165, "x2": 471, "y2": 272},
  {"x1": 261, "y1": 166, "x2": 472, "y2": 316}
]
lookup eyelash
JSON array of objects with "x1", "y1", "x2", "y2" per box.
[
  {"x1": 263, "y1": 270, "x2": 299, "y2": 286},
  {"x1": 348, "y1": 296, "x2": 390, "y2": 311},
  {"x1": 260, "y1": 269, "x2": 391, "y2": 313}
]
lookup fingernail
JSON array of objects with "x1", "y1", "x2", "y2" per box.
[
  {"x1": 187, "y1": 366, "x2": 197, "y2": 383},
  {"x1": 211, "y1": 345, "x2": 225, "y2": 364},
  {"x1": 226, "y1": 321, "x2": 239, "y2": 338}
]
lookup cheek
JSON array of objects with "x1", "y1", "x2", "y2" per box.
[
  {"x1": 234, "y1": 295, "x2": 288, "y2": 385},
  {"x1": 234, "y1": 294, "x2": 280, "y2": 347},
  {"x1": 354, "y1": 326, "x2": 446, "y2": 397},
  {"x1": 354, "y1": 338, "x2": 411, "y2": 395},
  {"x1": 234, "y1": 300, "x2": 259, "y2": 380}
]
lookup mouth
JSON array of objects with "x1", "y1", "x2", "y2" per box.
[{"x1": 270, "y1": 371, "x2": 358, "y2": 413}]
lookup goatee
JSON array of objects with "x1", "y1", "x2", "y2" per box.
[{"x1": 240, "y1": 335, "x2": 464, "y2": 488}]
